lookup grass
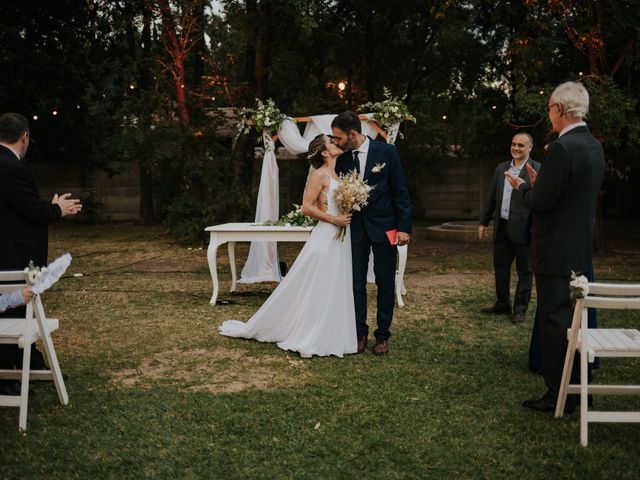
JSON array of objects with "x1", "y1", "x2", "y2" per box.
[{"x1": 1, "y1": 220, "x2": 639, "y2": 479}]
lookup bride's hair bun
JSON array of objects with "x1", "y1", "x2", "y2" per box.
[{"x1": 306, "y1": 134, "x2": 327, "y2": 169}]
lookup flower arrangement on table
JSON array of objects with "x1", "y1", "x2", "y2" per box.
[
  {"x1": 263, "y1": 204, "x2": 318, "y2": 228},
  {"x1": 359, "y1": 87, "x2": 416, "y2": 128},
  {"x1": 333, "y1": 171, "x2": 374, "y2": 241},
  {"x1": 237, "y1": 98, "x2": 287, "y2": 135}
]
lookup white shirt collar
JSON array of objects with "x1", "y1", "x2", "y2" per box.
[
  {"x1": 355, "y1": 136, "x2": 370, "y2": 154},
  {"x1": 0, "y1": 143, "x2": 21, "y2": 160},
  {"x1": 559, "y1": 121, "x2": 587, "y2": 137}
]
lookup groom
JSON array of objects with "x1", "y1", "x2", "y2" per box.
[{"x1": 332, "y1": 111, "x2": 412, "y2": 354}]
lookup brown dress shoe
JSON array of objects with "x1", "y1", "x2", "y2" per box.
[
  {"x1": 357, "y1": 336, "x2": 368, "y2": 353},
  {"x1": 373, "y1": 340, "x2": 389, "y2": 355}
]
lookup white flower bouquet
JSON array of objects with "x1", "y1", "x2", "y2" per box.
[
  {"x1": 333, "y1": 170, "x2": 374, "y2": 241},
  {"x1": 569, "y1": 271, "x2": 590, "y2": 300},
  {"x1": 263, "y1": 204, "x2": 318, "y2": 228},
  {"x1": 238, "y1": 98, "x2": 287, "y2": 135},
  {"x1": 24, "y1": 260, "x2": 46, "y2": 285},
  {"x1": 360, "y1": 87, "x2": 416, "y2": 128}
]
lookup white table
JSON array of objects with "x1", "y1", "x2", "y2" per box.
[{"x1": 205, "y1": 222, "x2": 408, "y2": 306}]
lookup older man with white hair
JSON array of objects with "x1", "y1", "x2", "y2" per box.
[{"x1": 505, "y1": 81, "x2": 605, "y2": 414}]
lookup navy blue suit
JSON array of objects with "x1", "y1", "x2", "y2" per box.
[{"x1": 335, "y1": 138, "x2": 411, "y2": 341}]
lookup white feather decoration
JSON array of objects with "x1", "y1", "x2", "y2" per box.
[{"x1": 32, "y1": 253, "x2": 72, "y2": 295}]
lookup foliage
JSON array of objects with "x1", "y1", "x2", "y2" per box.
[
  {"x1": 263, "y1": 204, "x2": 318, "y2": 227},
  {"x1": 2, "y1": 0, "x2": 639, "y2": 233},
  {"x1": 238, "y1": 98, "x2": 287, "y2": 134},
  {"x1": 360, "y1": 87, "x2": 416, "y2": 128}
]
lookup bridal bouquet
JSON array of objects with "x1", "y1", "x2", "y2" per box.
[{"x1": 333, "y1": 171, "x2": 374, "y2": 241}]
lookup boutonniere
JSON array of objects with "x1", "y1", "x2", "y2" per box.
[{"x1": 371, "y1": 162, "x2": 386, "y2": 173}]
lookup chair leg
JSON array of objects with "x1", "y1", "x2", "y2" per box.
[
  {"x1": 580, "y1": 326, "x2": 589, "y2": 447},
  {"x1": 555, "y1": 304, "x2": 582, "y2": 417},
  {"x1": 19, "y1": 343, "x2": 31, "y2": 431},
  {"x1": 34, "y1": 299, "x2": 68, "y2": 405}
]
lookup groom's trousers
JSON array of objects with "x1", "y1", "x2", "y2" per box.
[{"x1": 352, "y1": 238, "x2": 397, "y2": 341}]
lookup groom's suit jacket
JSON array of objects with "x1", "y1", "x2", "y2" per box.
[
  {"x1": 0, "y1": 144, "x2": 61, "y2": 269},
  {"x1": 479, "y1": 158, "x2": 541, "y2": 244},
  {"x1": 335, "y1": 138, "x2": 412, "y2": 243}
]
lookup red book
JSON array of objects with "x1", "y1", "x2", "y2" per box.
[{"x1": 386, "y1": 229, "x2": 398, "y2": 245}]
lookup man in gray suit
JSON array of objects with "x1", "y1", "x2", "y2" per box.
[
  {"x1": 506, "y1": 81, "x2": 605, "y2": 413},
  {"x1": 479, "y1": 133, "x2": 541, "y2": 324}
]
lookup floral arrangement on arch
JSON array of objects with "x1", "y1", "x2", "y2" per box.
[
  {"x1": 238, "y1": 98, "x2": 287, "y2": 135},
  {"x1": 263, "y1": 204, "x2": 318, "y2": 228},
  {"x1": 360, "y1": 87, "x2": 416, "y2": 128}
]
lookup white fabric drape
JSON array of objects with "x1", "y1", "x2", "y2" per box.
[
  {"x1": 239, "y1": 132, "x2": 281, "y2": 283},
  {"x1": 239, "y1": 114, "x2": 393, "y2": 284}
]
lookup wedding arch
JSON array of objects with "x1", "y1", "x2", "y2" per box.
[{"x1": 239, "y1": 112, "x2": 405, "y2": 284}]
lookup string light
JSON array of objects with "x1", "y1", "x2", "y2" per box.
[
  {"x1": 492, "y1": 105, "x2": 497, "y2": 110},
  {"x1": 539, "y1": 90, "x2": 544, "y2": 95},
  {"x1": 52, "y1": 110, "x2": 58, "y2": 116},
  {"x1": 337, "y1": 81, "x2": 346, "y2": 91},
  {"x1": 32, "y1": 115, "x2": 38, "y2": 120},
  {"x1": 442, "y1": 115, "x2": 447, "y2": 120},
  {"x1": 129, "y1": 84, "x2": 136, "y2": 90}
]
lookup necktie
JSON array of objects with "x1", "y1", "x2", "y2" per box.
[{"x1": 353, "y1": 151, "x2": 360, "y2": 174}]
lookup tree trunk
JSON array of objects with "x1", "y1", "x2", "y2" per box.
[
  {"x1": 139, "y1": 4, "x2": 155, "y2": 223},
  {"x1": 158, "y1": 0, "x2": 191, "y2": 128}
]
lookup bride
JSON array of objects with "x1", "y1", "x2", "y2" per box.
[{"x1": 219, "y1": 134, "x2": 357, "y2": 357}]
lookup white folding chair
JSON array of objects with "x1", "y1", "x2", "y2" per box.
[
  {"x1": 0, "y1": 271, "x2": 68, "y2": 431},
  {"x1": 555, "y1": 281, "x2": 640, "y2": 446}
]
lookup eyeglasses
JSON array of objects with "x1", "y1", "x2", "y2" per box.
[{"x1": 548, "y1": 102, "x2": 560, "y2": 112}]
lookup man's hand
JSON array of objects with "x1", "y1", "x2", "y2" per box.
[
  {"x1": 478, "y1": 225, "x2": 488, "y2": 240},
  {"x1": 525, "y1": 163, "x2": 538, "y2": 186},
  {"x1": 397, "y1": 232, "x2": 410, "y2": 246},
  {"x1": 52, "y1": 193, "x2": 83, "y2": 217},
  {"x1": 504, "y1": 171, "x2": 526, "y2": 190}
]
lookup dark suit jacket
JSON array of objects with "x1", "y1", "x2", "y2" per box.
[
  {"x1": 335, "y1": 138, "x2": 412, "y2": 243},
  {"x1": 480, "y1": 158, "x2": 541, "y2": 244},
  {"x1": 519, "y1": 126, "x2": 605, "y2": 276},
  {"x1": 0, "y1": 145, "x2": 61, "y2": 269}
]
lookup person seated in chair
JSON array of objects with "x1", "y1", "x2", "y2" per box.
[{"x1": 0, "y1": 287, "x2": 33, "y2": 314}]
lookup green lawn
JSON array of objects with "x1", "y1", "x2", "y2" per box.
[{"x1": 1, "y1": 221, "x2": 639, "y2": 479}]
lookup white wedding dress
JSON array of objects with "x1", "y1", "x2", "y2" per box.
[{"x1": 219, "y1": 174, "x2": 357, "y2": 358}]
